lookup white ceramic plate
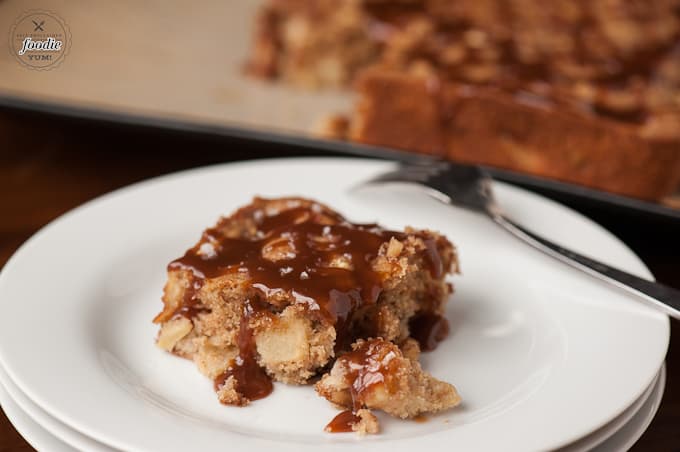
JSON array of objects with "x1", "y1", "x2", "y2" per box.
[
  {"x1": 590, "y1": 366, "x2": 666, "y2": 452},
  {"x1": 0, "y1": 367, "x2": 666, "y2": 452},
  {"x1": 0, "y1": 381, "x2": 74, "y2": 452},
  {"x1": 560, "y1": 365, "x2": 663, "y2": 452},
  {"x1": 0, "y1": 355, "x2": 665, "y2": 452},
  {"x1": 0, "y1": 158, "x2": 669, "y2": 452},
  {"x1": 0, "y1": 364, "x2": 114, "y2": 452}
]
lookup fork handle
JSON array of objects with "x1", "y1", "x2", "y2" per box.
[{"x1": 493, "y1": 214, "x2": 680, "y2": 320}]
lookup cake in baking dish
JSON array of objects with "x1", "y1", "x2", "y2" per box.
[{"x1": 247, "y1": 0, "x2": 680, "y2": 200}]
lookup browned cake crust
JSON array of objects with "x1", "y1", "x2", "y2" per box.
[
  {"x1": 248, "y1": 0, "x2": 680, "y2": 200},
  {"x1": 153, "y1": 197, "x2": 459, "y2": 423},
  {"x1": 340, "y1": 71, "x2": 680, "y2": 200}
]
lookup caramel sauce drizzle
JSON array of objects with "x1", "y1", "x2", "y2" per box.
[
  {"x1": 326, "y1": 409, "x2": 361, "y2": 433},
  {"x1": 325, "y1": 339, "x2": 400, "y2": 433},
  {"x1": 165, "y1": 202, "x2": 447, "y2": 404},
  {"x1": 409, "y1": 313, "x2": 450, "y2": 352},
  {"x1": 170, "y1": 206, "x2": 407, "y2": 348},
  {"x1": 214, "y1": 301, "x2": 273, "y2": 402}
]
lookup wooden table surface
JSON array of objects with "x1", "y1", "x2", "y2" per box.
[{"x1": 0, "y1": 107, "x2": 678, "y2": 451}]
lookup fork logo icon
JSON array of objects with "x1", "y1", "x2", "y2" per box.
[{"x1": 9, "y1": 10, "x2": 70, "y2": 70}]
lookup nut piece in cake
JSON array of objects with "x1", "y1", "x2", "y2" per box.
[
  {"x1": 153, "y1": 197, "x2": 458, "y2": 408},
  {"x1": 317, "y1": 337, "x2": 461, "y2": 433}
]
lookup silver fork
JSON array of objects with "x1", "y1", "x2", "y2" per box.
[{"x1": 359, "y1": 161, "x2": 680, "y2": 320}]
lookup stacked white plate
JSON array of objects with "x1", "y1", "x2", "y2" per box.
[{"x1": 0, "y1": 158, "x2": 669, "y2": 452}]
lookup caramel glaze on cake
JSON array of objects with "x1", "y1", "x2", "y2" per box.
[
  {"x1": 248, "y1": 0, "x2": 680, "y2": 200},
  {"x1": 153, "y1": 197, "x2": 460, "y2": 430},
  {"x1": 318, "y1": 338, "x2": 461, "y2": 434}
]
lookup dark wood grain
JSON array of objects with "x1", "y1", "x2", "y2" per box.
[{"x1": 0, "y1": 108, "x2": 677, "y2": 451}]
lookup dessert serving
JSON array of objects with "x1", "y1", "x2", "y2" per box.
[
  {"x1": 247, "y1": 0, "x2": 680, "y2": 201},
  {"x1": 153, "y1": 197, "x2": 460, "y2": 434}
]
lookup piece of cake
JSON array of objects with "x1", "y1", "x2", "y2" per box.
[
  {"x1": 317, "y1": 338, "x2": 461, "y2": 433},
  {"x1": 248, "y1": 0, "x2": 680, "y2": 200},
  {"x1": 153, "y1": 197, "x2": 458, "y2": 413}
]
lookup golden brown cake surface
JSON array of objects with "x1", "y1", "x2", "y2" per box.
[{"x1": 153, "y1": 197, "x2": 460, "y2": 431}]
